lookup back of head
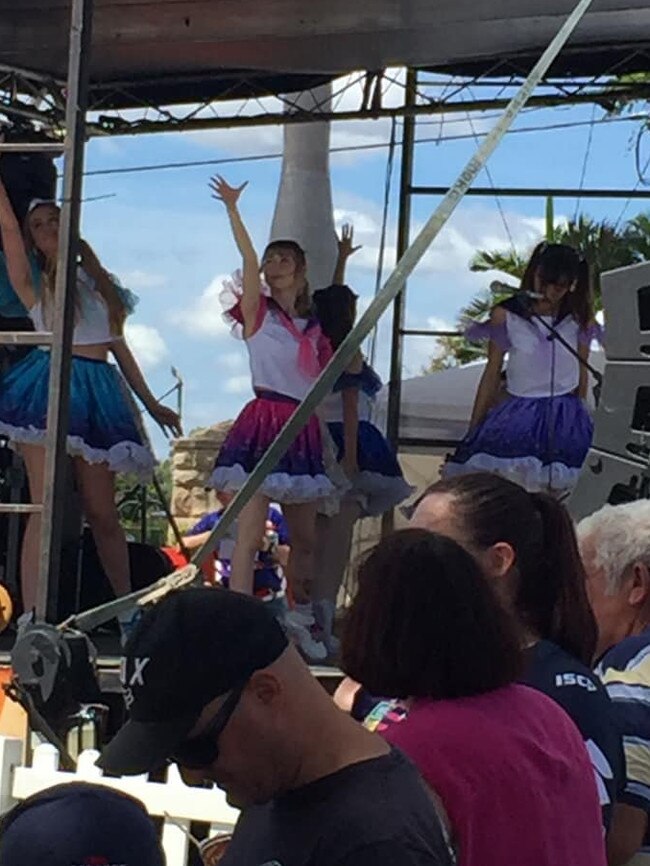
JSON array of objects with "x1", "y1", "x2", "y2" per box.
[
  {"x1": 577, "y1": 499, "x2": 650, "y2": 593},
  {"x1": 312, "y1": 283, "x2": 358, "y2": 350},
  {"x1": 426, "y1": 473, "x2": 597, "y2": 665},
  {"x1": 342, "y1": 528, "x2": 522, "y2": 699},
  {"x1": 0, "y1": 782, "x2": 165, "y2": 866}
]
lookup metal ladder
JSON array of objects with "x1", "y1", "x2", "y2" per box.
[{"x1": 0, "y1": 0, "x2": 91, "y2": 622}]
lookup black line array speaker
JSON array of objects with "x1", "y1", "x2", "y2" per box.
[
  {"x1": 569, "y1": 262, "x2": 650, "y2": 521},
  {"x1": 0, "y1": 151, "x2": 56, "y2": 235},
  {"x1": 0, "y1": 147, "x2": 56, "y2": 326}
]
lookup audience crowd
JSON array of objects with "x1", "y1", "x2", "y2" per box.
[{"x1": 3, "y1": 479, "x2": 649, "y2": 866}]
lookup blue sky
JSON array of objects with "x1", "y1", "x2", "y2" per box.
[{"x1": 72, "y1": 78, "x2": 649, "y2": 457}]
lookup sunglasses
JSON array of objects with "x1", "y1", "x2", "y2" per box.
[{"x1": 171, "y1": 685, "x2": 245, "y2": 770}]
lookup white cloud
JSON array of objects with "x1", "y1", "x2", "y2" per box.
[
  {"x1": 333, "y1": 208, "x2": 378, "y2": 235},
  {"x1": 223, "y1": 375, "x2": 252, "y2": 395},
  {"x1": 124, "y1": 323, "x2": 169, "y2": 369},
  {"x1": 121, "y1": 269, "x2": 168, "y2": 291},
  {"x1": 219, "y1": 350, "x2": 246, "y2": 370},
  {"x1": 427, "y1": 315, "x2": 455, "y2": 333},
  {"x1": 173, "y1": 273, "x2": 232, "y2": 337}
]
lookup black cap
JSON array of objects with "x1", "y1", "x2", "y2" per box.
[
  {"x1": 0, "y1": 782, "x2": 165, "y2": 866},
  {"x1": 98, "y1": 588, "x2": 288, "y2": 776}
]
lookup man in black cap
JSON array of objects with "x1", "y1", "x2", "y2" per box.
[
  {"x1": 0, "y1": 782, "x2": 165, "y2": 866},
  {"x1": 99, "y1": 588, "x2": 453, "y2": 866}
]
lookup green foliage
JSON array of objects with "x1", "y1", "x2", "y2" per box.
[
  {"x1": 601, "y1": 72, "x2": 650, "y2": 115},
  {"x1": 469, "y1": 249, "x2": 527, "y2": 279},
  {"x1": 115, "y1": 458, "x2": 172, "y2": 547}
]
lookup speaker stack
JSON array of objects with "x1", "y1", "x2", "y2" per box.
[
  {"x1": 0, "y1": 144, "x2": 56, "y2": 328},
  {"x1": 0, "y1": 148, "x2": 56, "y2": 231},
  {"x1": 569, "y1": 263, "x2": 650, "y2": 521}
]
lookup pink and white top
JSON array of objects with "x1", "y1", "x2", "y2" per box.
[
  {"x1": 384, "y1": 684, "x2": 606, "y2": 866},
  {"x1": 226, "y1": 293, "x2": 331, "y2": 402}
]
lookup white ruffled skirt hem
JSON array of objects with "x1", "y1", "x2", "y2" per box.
[
  {"x1": 441, "y1": 452, "x2": 580, "y2": 493},
  {"x1": 208, "y1": 463, "x2": 337, "y2": 504},
  {"x1": 0, "y1": 422, "x2": 156, "y2": 481}
]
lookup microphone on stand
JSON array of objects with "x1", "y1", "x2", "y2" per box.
[
  {"x1": 489, "y1": 280, "x2": 518, "y2": 294},
  {"x1": 489, "y1": 280, "x2": 544, "y2": 300}
]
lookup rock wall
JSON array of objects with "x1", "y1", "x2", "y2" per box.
[{"x1": 170, "y1": 420, "x2": 233, "y2": 536}]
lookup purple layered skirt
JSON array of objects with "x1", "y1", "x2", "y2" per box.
[
  {"x1": 208, "y1": 391, "x2": 336, "y2": 503},
  {"x1": 443, "y1": 392, "x2": 593, "y2": 493}
]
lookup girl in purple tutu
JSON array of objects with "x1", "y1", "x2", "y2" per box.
[
  {"x1": 311, "y1": 263, "x2": 414, "y2": 653},
  {"x1": 207, "y1": 176, "x2": 336, "y2": 609},
  {"x1": 443, "y1": 242, "x2": 599, "y2": 495}
]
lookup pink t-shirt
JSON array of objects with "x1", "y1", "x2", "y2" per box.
[{"x1": 384, "y1": 684, "x2": 606, "y2": 866}]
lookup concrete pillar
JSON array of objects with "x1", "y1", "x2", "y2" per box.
[{"x1": 270, "y1": 83, "x2": 338, "y2": 292}]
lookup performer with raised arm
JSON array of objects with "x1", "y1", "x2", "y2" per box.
[
  {"x1": 311, "y1": 225, "x2": 414, "y2": 654},
  {"x1": 208, "y1": 176, "x2": 337, "y2": 658},
  {"x1": 443, "y1": 241, "x2": 599, "y2": 496},
  {"x1": 0, "y1": 180, "x2": 181, "y2": 635}
]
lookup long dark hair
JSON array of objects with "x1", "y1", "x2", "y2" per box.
[
  {"x1": 425, "y1": 473, "x2": 597, "y2": 665},
  {"x1": 312, "y1": 283, "x2": 358, "y2": 350},
  {"x1": 518, "y1": 241, "x2": 593, "y2": 328},
  {"x1": 342, "y1": 528, "x2": 523, "y2": 700},
  {"x1": 262, "y1": 239, "x2": 311, "y2": 317}
]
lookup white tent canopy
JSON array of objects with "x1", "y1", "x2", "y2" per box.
[{"x1": 375, "y1": 351, "x2": 606, "y2": 449}]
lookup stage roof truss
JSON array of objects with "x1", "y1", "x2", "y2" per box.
[{"x1": 5, "y1": 56, "x2": 650, "y2": 141}]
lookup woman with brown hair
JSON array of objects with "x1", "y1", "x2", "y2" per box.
[
  {"x1": 342, "y1": 528, "x2": 606, "y2": 866},
  {"x1": 343, "y1": 472, "x2": 624, "y2": 831}
]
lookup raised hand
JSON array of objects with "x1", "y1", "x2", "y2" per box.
[
  {"x1": 149, "y1": 402, "x2": 183, "y2": 438},
  {"x1": 209, "y1": 175, "x2": 248, "y2": 209},
  {"x1": 337, "y1": 223, "x2": 362, "y2": 260}
]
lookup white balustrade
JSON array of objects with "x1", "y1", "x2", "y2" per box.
[{"x1": 0, "y1": 737, "x2": 238, "y2": 866}]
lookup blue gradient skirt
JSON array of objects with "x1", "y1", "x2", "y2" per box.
[
  {"x1": 443, "y1": 393, "x2": 593, "y2": 492},
  {"x1": 209, "y1": 393, "x2": 336, "y2": 503},
  {"x1": 0, "y1": 349, "x2": 155, "y2": 478},
  {"x1": 327, "y1": 420, "x2": 414, "y2": 516}
]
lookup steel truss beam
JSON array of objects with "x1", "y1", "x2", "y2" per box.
[{"x1": 3, "y1": 62, "x2": 650, "y2": 139}]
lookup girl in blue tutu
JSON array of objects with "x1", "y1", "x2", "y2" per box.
[
  {"x1": 0, "y1": 177, "x2": 181, "y2": 627},
  {"x1": 443, "y1": 242, "x2": 599, "y2": 495},
  {"x1": 311, "y1": 262, "x2": 414, "y2": 652},
  {"x1": 207, "y1": 176, "x2": 337, "y2": 614}
]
